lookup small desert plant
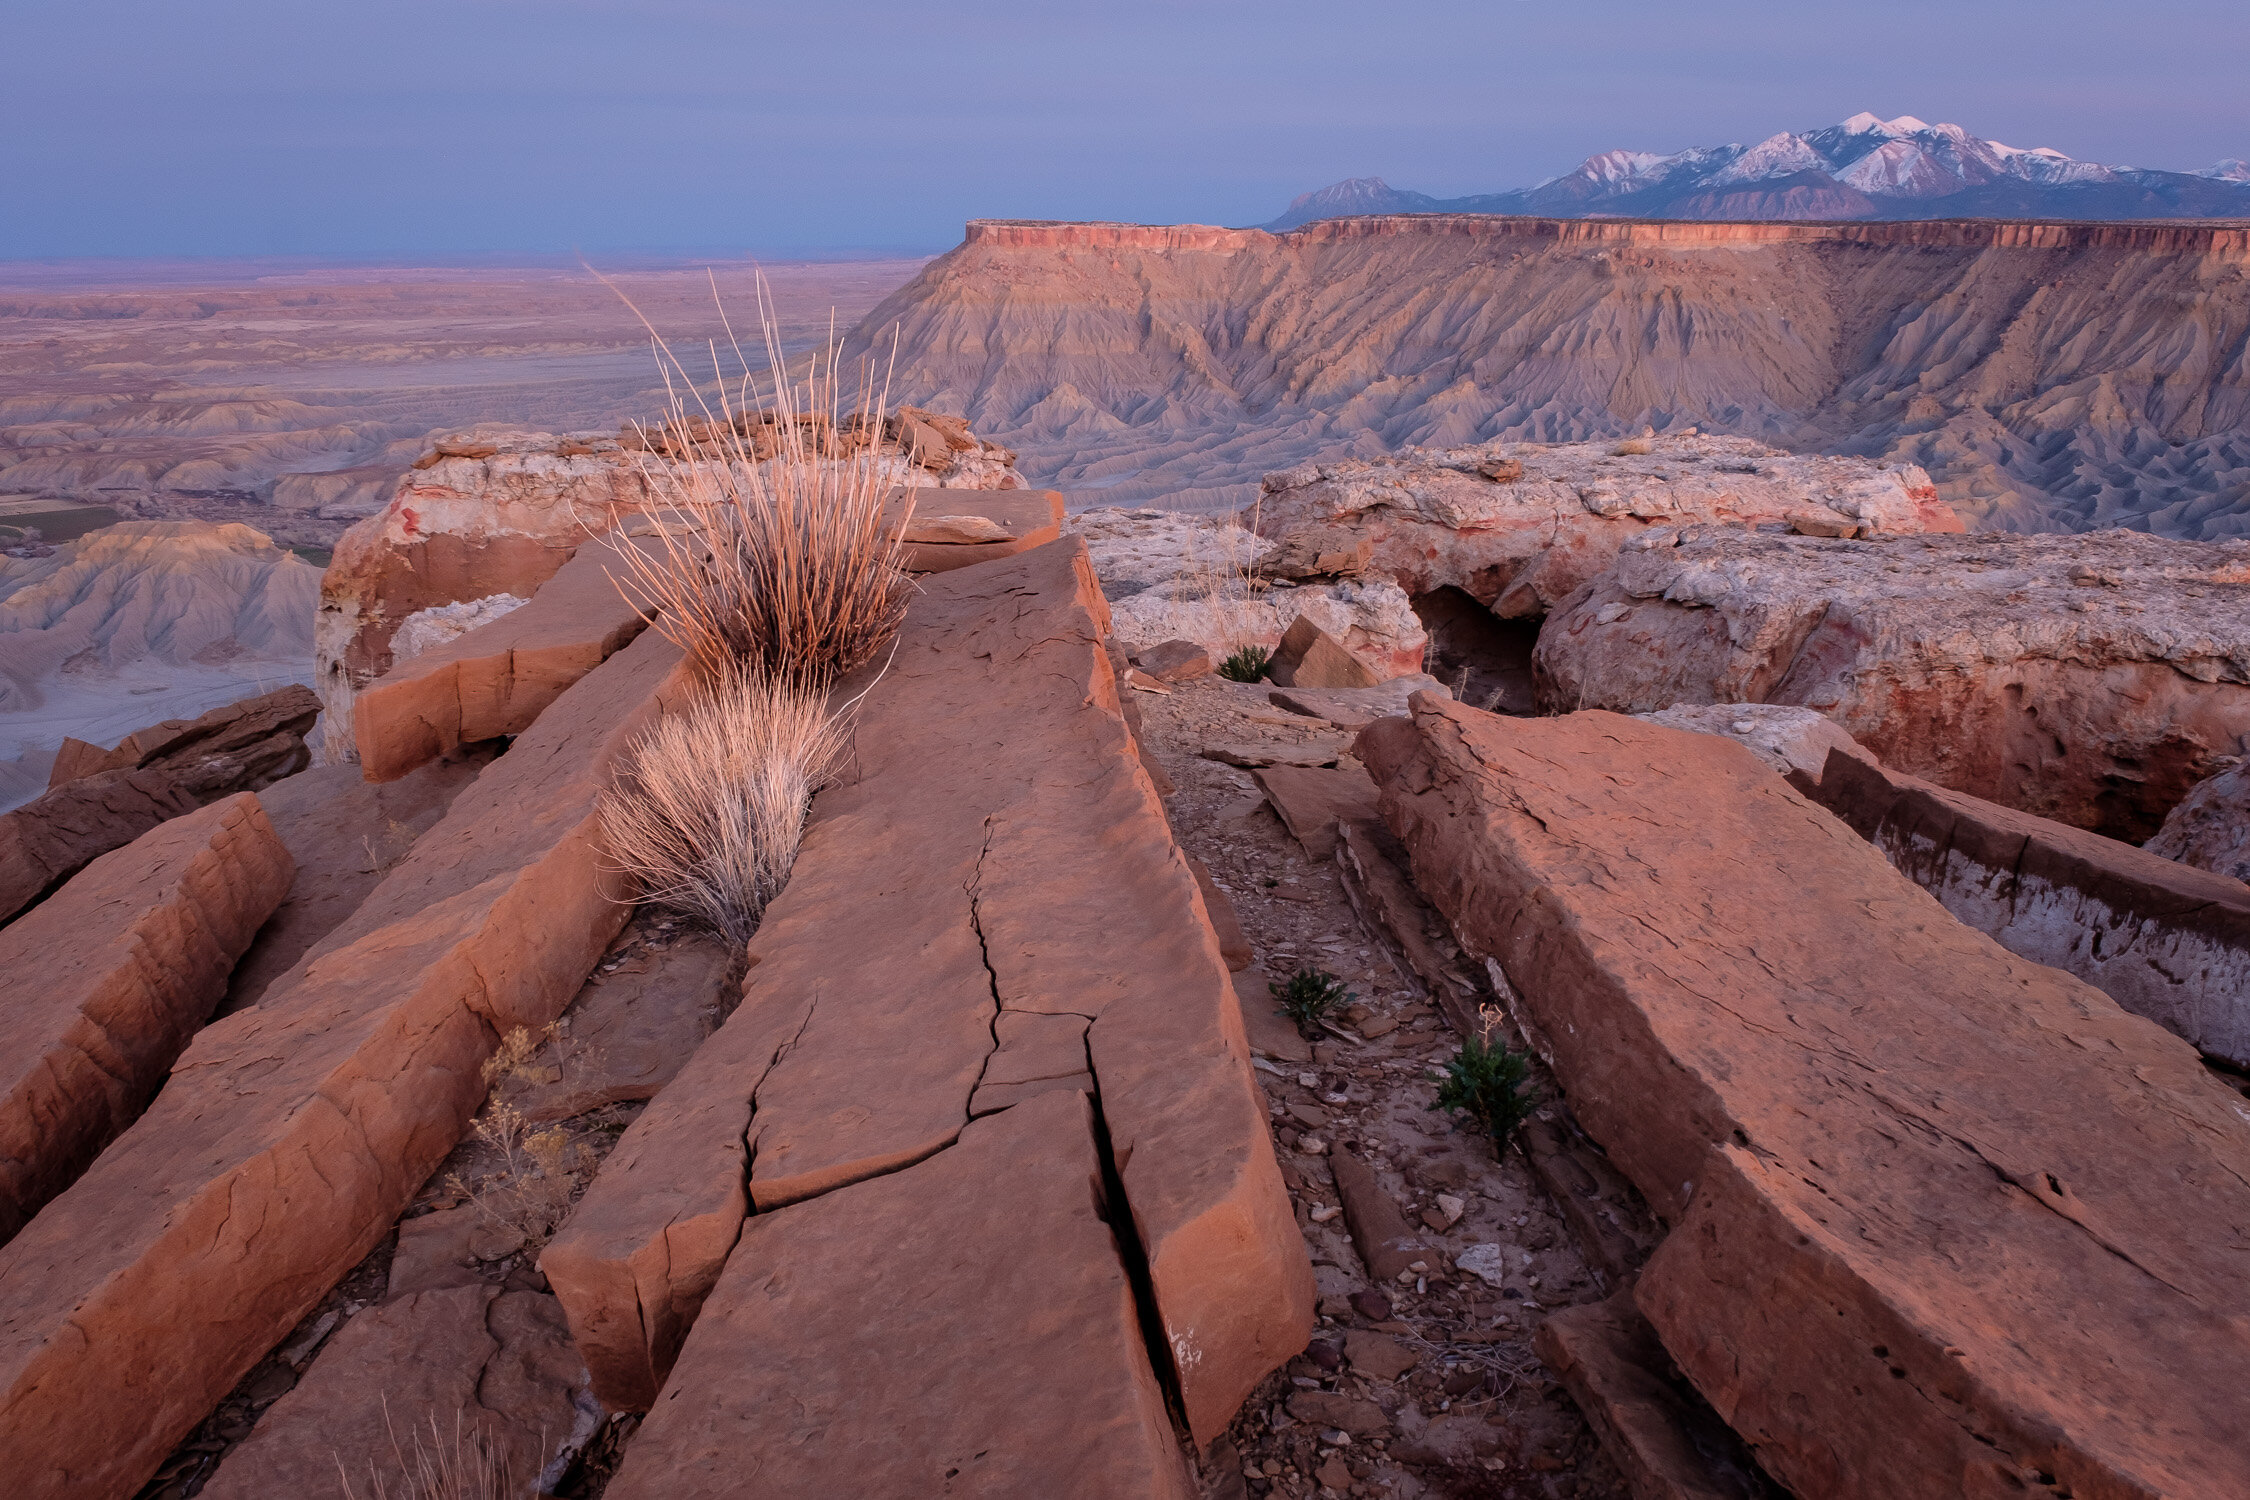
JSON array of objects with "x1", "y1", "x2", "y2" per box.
[
  {"x1": 600, "y1": 665, "x2": 847, "y2": 948},
  {"x1": 1435, "y1": 1022, "x2": 1540, "y2": 1153},
  {"x1": 1272, "y1": 967, "x2": 1353, "y2": 1038},
  {"x1": 448, "y1": 1098, "x2": 585, "y2": 1243},
  {"x1": 600, "y1": 271, "x2": 915, "y2": 690},
  {"x1": 1219, "y1": 643, "x2": 1272, "y2": 682},
  {"x1": 337, "y1": 1405, "x2": 511, "y2": 1500}
]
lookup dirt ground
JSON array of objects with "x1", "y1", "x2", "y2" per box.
[{"x1": 1131, "y1": 672, "x2": 1632, "y2": 1500}]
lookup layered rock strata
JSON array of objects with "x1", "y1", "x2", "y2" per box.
[
  {"x1": 541, "y1": 539, "x2": 1312, "y2": 1444},
  {"x1": 0, "y1": 626, "x2": 690, "y2": 1499},
  {"x1": 1253, "y1": 436, "x2": 1961, "y2": 617},
  {"x1": 1536, "y1": 528, "x2": 2250, "y2": 839},
  {"x1": 0, "y1": 795, "x2": 291, "y2": 1245},
  {"x1": 1805, "y1": 747, "x2": 2250, "y2": 1067},
  {"x1": 0, "y1": 684, "x2": 319, "y2": 926},
  {"x1": 1359, "y1": 699, "x2": 2250, "y2": 1499},
  {"x1": 606, "y1": 1091, "x2": 1196, "y2": 1498}
]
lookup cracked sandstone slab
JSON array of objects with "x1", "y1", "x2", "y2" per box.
[
  {"x1": 1360, "y1": 699, "x2": 2250, "y2": 1500},
  {"x1": 543, "y1": 539, "x2": 1311, "y2": 1442}
]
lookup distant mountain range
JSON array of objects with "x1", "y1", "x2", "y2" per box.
[{"x1": 1266, "y1": 114, "x2": 2250, "y2": 228}]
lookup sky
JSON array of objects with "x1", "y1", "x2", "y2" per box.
[{"x1": 4, "y1": 0, "x2": 2247, "y2": 259}]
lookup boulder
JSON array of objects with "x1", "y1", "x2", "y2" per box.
[
  {"x1": 1253, "y1": 435, "x2": 1962, "y2": 618},
  {"x1": 1269, "y1": 674, "x2": 1451, "y2": 730},
  {"x1": 0, "y1": 794, "x2": 291, "y2": 1245},
  {"x1": 2147, "y1": 758, "x2": 2250, "y2": 883},
  {"x1": 0, "y1": 627, "x2": 692, "y2": 1499},
  {"x1": 1137, "y1": 638, "x2": 1215, "y2": 683},
  {"x1": 1329, "y1": 1147, "x2": 1428, "y2": 1283},
  {"x1": 542, "y1": 541, "x2": 1311, "y2": 1443},
  {"x1": 1636, "y1": 702, "x2": 1875, "y2": 786},
  {"x1": 603, "y1": 1092, "x2": 1195, "y2": 1500},
  {"x1": 0, "y1": 684, "x2": 320, "y2": 926},
  {"x1": 352, "y1": 533, "x2": 659, "y2": 781},
  {"x1": 1536, "y1": 528, "x2": 2250, "y2": 840},
  {"x1": 221, "y1": 750, "x2": 494, "y2": 1012},
  {"x1": 1267, "y1": 615, "x2": 1379, "y2": 690},
  {"x1": 1804, "y1": 747, "x2": 2250, "y2": 1067},
  {"x1": 1250, "y1": 764, "x2": 1381, "y2": 861},
  {"x1": 202, "y1": 1285, "x2": 584, "y2": 1500},
  {"x1": 887, "y1": 488, "x2": 1063, "y2": 573},
  {"x1": 1360, "y1": 699, "x2": 2250, "y2": 1500}
]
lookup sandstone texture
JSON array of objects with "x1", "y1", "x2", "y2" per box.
[
  {"x1": 0, "y1": 626, "x2": 690, "y2": 1498},
  {"x1": 352, "y1": 532, "x2": 659, "y2": 780},
  {"x1": 1636, "y1": 702, "x2": 1876, "y2": 786},
  {"x1": 1360, "y1": 699, "x2": 2250, "y2": 1500},
  {"x1": 1537, "y1": 527, "x2": 2250, "y2": 839},
  {"x1": 0, "y1": 795, "x2": 290, "y2": 1245},
  {"x1": 542, "y1": 539, "x2": 1311, "y2": 1442},
  {"x1": 202, "y1": 1284, "x2": 583, "y2": 1499},
  {"x1": 1254, "y1": 434, "x2": 1960, "y2": 618},
  {"x1": 886, "y1": 486, "x2": 1062, "y2": 573},
  {"x1": 2147, "y1": 758, "x2": 2250, "y2": 882},
  {"x1": 1806, "y1": 746, "x2": 2250, "y2": 1067},
  {"x1": 605, "y1": 1091, "x2": 1195, "y2": 1499},
  {"x1": 0, "y1": 684, "x2": 319, "y2": 926},
  {"x1": 1268, "y1": 615, "x2": 1381, "y2": 689},
  {"x1": 1069, "y1": 506, "x2": 1427, "y2": 680}
]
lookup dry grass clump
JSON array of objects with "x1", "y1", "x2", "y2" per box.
[
  {"x1": 605, "y1": 272, "x2": 916, "y2": 689},
  {"x1": 600, "y1": 665, "x2": 847, "y2": 948},
  {"x1": 336, "y1": 1407, "x2": 510, "y2": 1500}
]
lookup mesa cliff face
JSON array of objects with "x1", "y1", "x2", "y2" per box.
[{"x1": 841, "y1": 215, "x2": 2250, "y2": 534}]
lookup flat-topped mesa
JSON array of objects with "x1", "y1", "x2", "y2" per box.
[
  {"x1": 1252, "y1": 434, "x2": 1961, "y2": 619},
  {"x1": 1357, "y1": 700, "x2": 2250, "y2": 1500},
  {"x1": 542, "y1": 538, "x2": 1312, "y2": 1444},
  {"x1": 1537, "y1": 527, "x2": 2250, "y2": 839},
  {"x1": 316, "y1": 411, "x2": 1025, "y2": 761}
]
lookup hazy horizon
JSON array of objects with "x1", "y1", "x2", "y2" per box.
[{"x1": 6, "y1": 0, "x2": 2248, "y2": 259}]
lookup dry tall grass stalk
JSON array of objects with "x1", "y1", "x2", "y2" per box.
[
  {"x1": 600, "y1": 666, "x2": 847, "y2": 948},
  {"x1": 335, "y1": 1406, "x2": 510, "y2": 1500},
  {"x1": 597, "y1": 268, "x2": 916, "y2": 689}
]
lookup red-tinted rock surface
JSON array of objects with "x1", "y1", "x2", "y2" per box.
[
  {"x1": 351, "y1": 532, "x2": 659, "y2": 780},
  {"x1": 1360, "y1": 699, "x2": 2250, "y2": 1500},
  {"x1": 1267, "y1": 614, "x2": 1381, "y2": 689},
  {"x1": 1330, "y1": 1146, "x2": 1429, "y2": 1282},
  {"x1": 543, "y1": 540, "x2": 1310, "y2": 1442},
  {"x1": 202, "y1": 1285, "x2": 583, "y2": 1499},
  {"x1": 1804, "y1": 746, "x2": 2250, "y2": 1067},
  {"x1": 0, "y1": 685, "x2": 319, "y2": 926},
  {"x1": 495, "y1": 934, "x2": 732, "y2": 1125},
  {"x1": 2147, "y1": 758, "x2": 2250, "y2": 883},
  {"x1": 605, "y1": 1092, "x2": 1194, "y2": 1500},
  {"x1": 0, "y1": 627, "x2": 690, "y2": 1499},
  {"x1": 220, "y1": 750, "x2": 493, "y2": 1012},
  {"x1": 889, "y1": 487, "x2": 1062, "y2": 573},
  {"x1": 1188, "y1": 854, "x2": 1252, "y2": 970},
  {"x1": 1251, "y1": 764, "x2": 1381, "y2": 861},
  {"x1": 1536, "y1": 528, "x2": 2250, "y2": 839},
  {"x1": 0, "y1": 794, "x2": 291, "y2": 1245},
  {"x1": 1254, "y1": 435, "x2": 1961, "y2": 619}
]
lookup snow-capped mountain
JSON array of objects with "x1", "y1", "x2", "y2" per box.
[{"x1": 1264, "y1": 113, "x2": 2250, "y2": 228}]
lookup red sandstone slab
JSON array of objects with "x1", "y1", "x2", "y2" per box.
[
  {"x1": 887, "y1": 487, "x2": 1063, "y2": 573},
  {"x1": 1804, "y1": 747, "x2": 2250, "y2": 1068},
  {"x1": 353, "y1": 534, "x2": 658, "y2": 781},
  {"x1": 0, "y1": 627, "x2": 690, "y2": 1500},
  {"x1": 1360, "y1": 699, "x2": 2250, "y2": 1500},
  {"x1": 0, "y1": 794, "x2": 291, "y2": 1246},
  {"x1": 605, "y1": 1091, "x2": 1195, "y2": 1500},
  {"x1": 543, "y1": 540, "x2": 1310, "y2": 1441}
]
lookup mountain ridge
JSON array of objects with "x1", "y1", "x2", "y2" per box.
[{"x1": 1266, "y1": 113, "x2": 2250, "y2": 228}]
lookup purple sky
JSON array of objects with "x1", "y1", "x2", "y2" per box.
[{"x1": 5, "y1": 0, "x2": 2246, "y2": 258}]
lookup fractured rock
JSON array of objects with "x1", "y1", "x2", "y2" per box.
[
  {"x1": 1267, "y1": 614, "x2": 1380, "y2": 689},
  {"x1": 1330, "y1": 1147, "x2": 1427, "y2": 1283},
  {"x1": 0, "y1": 627, "x2": 691, "y2": 1498},
  {"x1": 1188, "y1": 855, "x2": 1253, "y2": 971},
  {"x1": 1536, "y1": 527, "x2": 2250, "y2": 839},
  {"x1": 543, "y1": 540, "x2": 1310, "y2": 1441},
  {"x1": 604, "y1": 1092, "x2": 1194, "y2": 1499},
  {"x1": 1200, "y1": 740, "x2": 1348, "y2": 770},
  {"x1": 1251, "y1": 764, "x2": 1381, "y2": 861},
  {"x1": 2147, "y1": 758, "x2": 2250, "y2": 882},
  {"x1": 352, "y1": 533, "x2": 659, "y2": 781},
  {"x1": 1232, "y1": 970, "x2": 1313, "y2": 1065},
  {"x1": 1636, "y1": 702, "x2": 1874, "y2": 787},
  {"x1": 1268, "y1": 674, "x2": 1450, "y2": 729},
  {"x1": 498, "y1": 934, "x2": 732, "y2": 1125},
  {"x1": 1254, "y1": 435, "x2": 1962, "y2": 618},
  {"x1": 1137, "y1": 638, "x2": 1215, "y2": 683},
  {"x1": 0, "y1": 794, "x2": 291, "y2": 1245},
  {"x1": 1361, "y1": 699, "x2": 2250, "y2": 1500},
  {"x1": 887, "y1": 488, "x2": 1063, "y2": 573}
]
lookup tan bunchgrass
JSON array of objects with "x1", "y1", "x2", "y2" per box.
[
  {"x1": 599, "y1": 665, "x2": 847, "y2": 948},
  {"x1": 595, "y1": 267, "x2": 916, "y2": 689},
  {"x1": 336, "y1": 1405, "x2": 510, "y2": 1500}
]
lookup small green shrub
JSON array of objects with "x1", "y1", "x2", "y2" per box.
[
  {"x1": 1271, "y1": 967, "x2": 1353, "y2": 1038},
  {"x1": 1219, "y1": 644, "x2": 1272, "y2": 682},
  {"x1": 1435, "y1": 1031, "x2": 1540, "y2": 1152}
]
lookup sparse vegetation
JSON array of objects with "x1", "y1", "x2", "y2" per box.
[
  {"x1": 447, "y1": 1097, "x2": 585, "y2": 1244},
  {"x1": 1220, "y1": 643, "x2": 1272, "y2": 682},
  {"x1": 1434, "y1": 1018, "x2": 1540, "y2": 1153},
  {"x1": 1272, "y1": 967, "x2": 1354, "y2": 1038},
  {"x1": 600, "y1": 665, "x2": 847, "y2": 947},
  {"x1": 336, "y1": 1406, "x2": 511, "y2": 1500}
]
